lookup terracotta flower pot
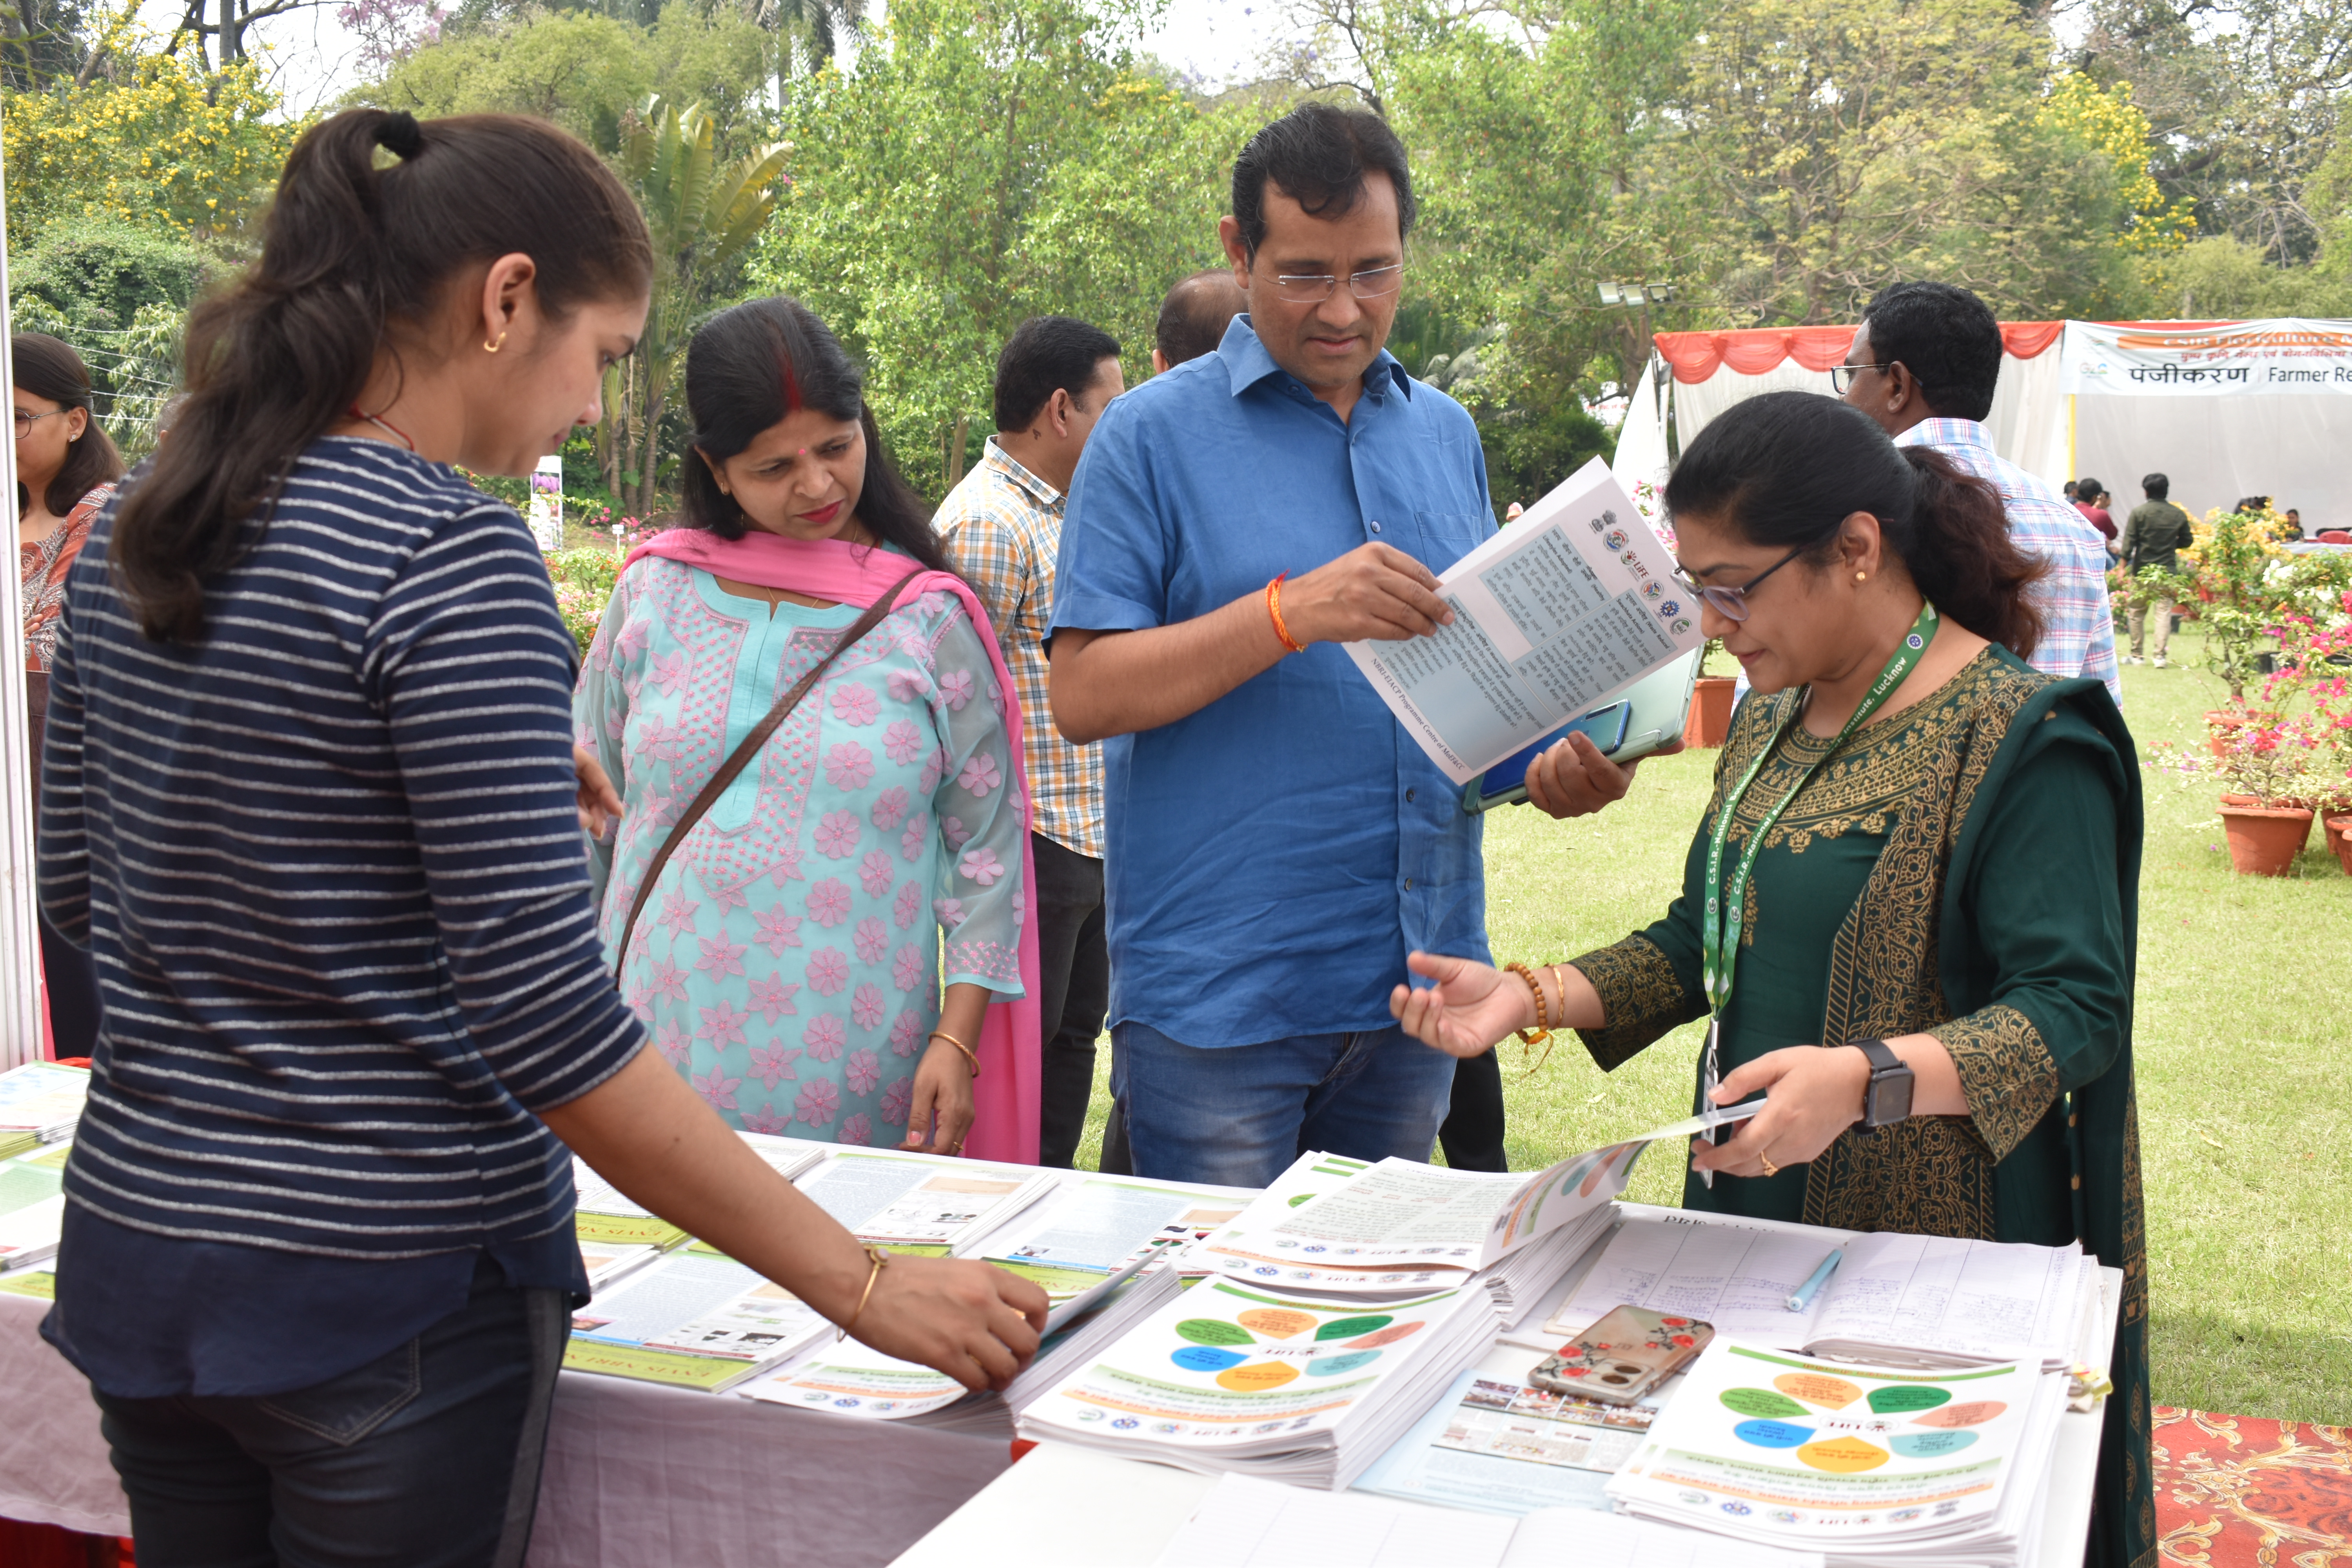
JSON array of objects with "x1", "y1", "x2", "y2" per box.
[
  {"x1": 1683, "y1": 677, "x2": 1739, "y2": 749},
  {"x1": 2205, "y1": 708, "x2": 2253, "y2": 759},
  {"x1": 2218, "y1": 801, "x2": 2315, "y2": 876},
  {"x1": 2326, "y1": 813, "x2": 2352, "y2": 877}
]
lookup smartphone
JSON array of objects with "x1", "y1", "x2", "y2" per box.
[
  {"x1": 1528, "y1": 1305, "x2": 1714, "y2": 1405},
  {"x1": 1460, "y1": 650, "x2": 1702, "y2": 814}
]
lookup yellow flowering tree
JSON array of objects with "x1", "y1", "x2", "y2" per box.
[
  {"x1": 2035, "y1": 73, "x2": 2196, "y2": 260},
  {"x1": 1, "y1": 37, "x2": 301, "y2": 251}
]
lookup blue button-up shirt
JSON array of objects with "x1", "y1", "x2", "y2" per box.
[{"x1": 1051, "y1": 315, "x2": 1493, "y2": 1048}]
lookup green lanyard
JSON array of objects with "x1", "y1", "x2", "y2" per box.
[{"x1": 1697, "y1": 602, "x2": 1940, "y2": 1164}]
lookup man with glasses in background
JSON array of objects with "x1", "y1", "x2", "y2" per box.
[
  {"x1": 1835, "y1": 280, "x2": 2121, "y2": 702},
  {"x1": 1047, "y1": 103, "x2": 1641, "y2": 1185}
]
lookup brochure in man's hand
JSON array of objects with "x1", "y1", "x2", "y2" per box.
[{"x1": 1344, "y1": 458, "x2": 1704, "y2": 786}]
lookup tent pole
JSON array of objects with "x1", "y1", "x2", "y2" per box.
[
  {"x1": 0, "y1": 152, "x2": 49, "y2": 1069},
  {"x1": 2066, "y1": 394, "x2": 2076, "y2": 482}
]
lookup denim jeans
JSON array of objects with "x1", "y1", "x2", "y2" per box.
[
  {"x1": 1112, "y1": 1020, "x2": 1457, "y2": 1187},
  {"x1": 92, "y1": 1259, "x2": 566, "y2": 1568}
]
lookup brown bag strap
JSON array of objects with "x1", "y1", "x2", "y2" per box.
[{"x1": 613, "y1": 569, "x2": 926, "y2": 978}]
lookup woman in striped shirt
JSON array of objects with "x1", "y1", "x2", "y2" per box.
[{"x1": 38, "y1": 108, "x2": 1043, "y2": 1568}]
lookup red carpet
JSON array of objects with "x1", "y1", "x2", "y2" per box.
[{"x1": 2155, "y1": 1406, "x2": 2352, "y2": 1565}]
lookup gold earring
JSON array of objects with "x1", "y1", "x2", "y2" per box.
[
  {"x1": 1854, "y1": 570, "x2": 1868, "y2": 583},
  {"x1": 483, "y1": 329, "x2": 508, "y2": 354}
]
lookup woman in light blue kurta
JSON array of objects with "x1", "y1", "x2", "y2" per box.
[{"x1": 575, "y1": 296, "x2": 1033, "y2": 1155}]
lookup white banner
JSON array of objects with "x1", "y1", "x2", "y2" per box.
[{"x1": 2062, "y1": 318, "x2": 2352, "y2": 396}]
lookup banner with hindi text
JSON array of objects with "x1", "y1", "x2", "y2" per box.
[{"x1": 2061, "y1": 318, "x2": 2352, "y2": 396}]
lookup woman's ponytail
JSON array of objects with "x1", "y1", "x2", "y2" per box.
[
  {"x1": 112, "y1": 109, "x2": 652, "y2": 643},
  {"x1": 1895, "y1": 446, "x2": 2047, "y2": 660},
  {"x1": 1663, "y1": 392, "x2": 2049, "y2": 659}
]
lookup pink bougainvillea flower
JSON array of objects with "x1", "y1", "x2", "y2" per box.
[
  {"x1": 957, "y1": 846, "x2": 1005, "y2": 886},
  {"x1": 839, "y1": 1112, "x2": 873, "y2": 1146},
  {"x1": 845, "y1": 1047, "x2": 882, "y2": 1096},
  {"x1": 749, "y1": 1043, "x2": 803, "y2": 1089},
  {"x1": 859, "y1": 851, "x2": 896, "y2": 897},
  {"x1": 647, "y1": 957, "x2": 690, "y2": 1004},
  {"x1": 889, "y1": 1010, "x2": 924, "y2": 1056},
  {"x1": 853, "y1": 918, "x2": 889, "y2": 965},
  {"x1": 815, "y1": 810, "x2": 862, "y2": 859},
  {"x1": 656, "y1": 887, "x2": 700, "y2": 937},
  {"x1": 871, "y1": 786, "x2": 911, "y2": 831},
  {"x1": 753, "y1": 907, "x2": 804, "y2": 955},
  {"x1": 824, "y1": 741, "x2": 876, "y2": 791},
  {"x1": 887, "y1": 670, "x2": 931, "y2": 704},
  {"x1": 893, "y1": 881, "x2": 922, "y2": 930},
  {"x1": 692, "y1": 1069, "x2": 742, "y2": 1111},
  {"x1": 806, "y1": 878, "x2": 853, "y2": 928},
  {"x1": 958, "y1": 754, "x2": 1000, "y2": 797},
  {"x1": 695, "y1": 1000, "x2": 750, "y2": 1049},
  {"x1": 804, "y1": 1013, "x2": 847, "y2": 1061},
  {"x1": 880, "y1": 1076, "x2": 913, "y2": 1126},
  {"x1": 883, "y1": 719, "x2": 925, "y2": 766},
  {"x1": 830, "y1": 682, "x2": 879, "y2": 726},
  {"x1": 901, "y1": 820, "x2": 928, "y2": 862},
  {"x1": 793, "y1": 1078, "x2": 840, "y2": 1128},
  {"x1": 806, "y1": 948, "x2": 849, "y2": 996},
  {"x1": 938, "y1": 669, "x2": 976, "y2": 710},
  {"x1": 891, "y1": 944, "x2": 926, "y2": 994},
  {"x1": 747, "y1": 973, "x2": 800, "y2": 1022},
  {"x1": 851, "y1": 982, "x2": 886, "y2": 1029},
  {"x1": 742, "y1": 1107, "x2": 791, "y2": 1136},
  {"x1": 942, "y1": 815, "x2": 972, "y2": 851},
  {"x1": 693, "y1": 933, "x2": 748, "y2": 979},
  {"x1": 653, "y1": 1020, "x2": 690, "y2": 1064},
  {"x1": 933, "y1": 897, "x2": 967, "y2": 929}
]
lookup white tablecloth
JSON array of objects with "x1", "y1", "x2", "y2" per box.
[{"x1": 0, "y1": 1290, "x2": 1011, "y2": 1566}]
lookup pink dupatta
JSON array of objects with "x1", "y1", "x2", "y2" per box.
[{"x1": 624, "y1": 530, "x2": 1043, "y2": 1165}]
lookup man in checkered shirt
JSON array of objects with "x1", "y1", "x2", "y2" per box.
[
  {"x1": 937, "y1": 316, "x2": 1127, "y2": 1168},
  {"x1": 1838, "y1": 281, "x2": 2123, "y2": 704}
]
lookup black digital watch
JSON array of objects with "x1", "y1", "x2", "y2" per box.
[{"x1": 1853, "y1": 1038, "x2": 1914, "y2": 1130}]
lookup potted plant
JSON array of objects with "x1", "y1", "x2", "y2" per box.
[
  {"x1": 1684, "y1": 639, "x2": 1739, "y2": 748},
  {"x1": 2177, "y1": 509, "x2": 2292, "y2": 702},
  {"x1": 2151, "y1": 720, "x2": 2321, "y2": 876},
  {"x1": 2263, "y1": 589, "x2": 2352, "y2": 873}
]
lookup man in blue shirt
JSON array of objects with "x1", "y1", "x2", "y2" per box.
[{"x1": 1049, "y1": 103, "x2": 1629, "y2": 1185}]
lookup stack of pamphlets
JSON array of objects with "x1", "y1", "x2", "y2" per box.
[
  {"x1": 1605, "y1": 1338, "x2": 2068, "y2": 1566},
  {"x1": 1155, "y1": 1472, "x2": 1824, "y2": 1568},
  {"x1": 571, "y1": 1131, "x2": 825, "y2": 1289},
  {"x1": 1352, "y1": 1367, "x2": 1659, "y2": 1514},
  {"x1": 0, "y1": 1141, "x2": 71, "y2": 1273},
  {"x1": 1194, "y1": 1112, "x2": 1753, "y2": 1327},
  {"x1": 973, "y1": 1173, "x2": 1252, "y2": 1296},
  {"x1": 1550, "y1": 1221, "x2": 2098, "y2": 1371},
  {"x1": 789, "y1": 1147, "x2": 1059, "y2": 1256},
  {"x1": 740, "y1": 1255, "x2": 1186, "y2": 1436},
  {"x1": 565, "y1": 1246, "x2": 834, "y2": 1392},
  {"x1": 1015, "y1": 1274, "x2": 1501, "y2": 1489},
  {"x1": 0, "y1": 1062, "x2": 88, "y2": 1162}
]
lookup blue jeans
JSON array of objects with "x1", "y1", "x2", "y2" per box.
[
  {"x1": 91, "y1": 1259, "x2": 566, "y2": 1568},
  {"x1": 1113, "y1": 1021, "x2": 1457, "y2": 1187}
]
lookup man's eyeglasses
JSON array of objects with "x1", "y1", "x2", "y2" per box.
[
  {"x1": 1671, "y1": 542, "x2": 1814, "y2": 622},
  {"x1": 12, "y1": 409, "x2": 64, "y2": 440},
  {"x1": 1828, "y1": 362, "x2": 1896, "y2": 395},
  {"x1": 1267, "y1": 264, "x2": 1405, "y2": 305}
]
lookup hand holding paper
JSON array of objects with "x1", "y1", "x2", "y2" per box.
[{"x1": 1279, "y1": 541, "x2": 1455, "y2": 645}]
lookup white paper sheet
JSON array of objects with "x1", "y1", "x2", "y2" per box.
[
  {"x1": 1550, "y1": 1218, "x2": 1841, "y2": 1346},
  {"x1": 1806, "y1": 1232, "x2": 2082, "y2": 1365},
  {"x1": 1343, "y1": 458, "x2": 1704, "y2": 784}
]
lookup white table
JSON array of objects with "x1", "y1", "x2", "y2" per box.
[{"x1": 894, "y1": 1206, "x2": 2118, "y2": 1568}]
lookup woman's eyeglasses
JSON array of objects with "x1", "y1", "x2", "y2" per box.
[
  {"x1": 1267, "y1": 264, "x2": 1405, "y2": 305},
  {"x1": 13, "y1": 409, "x2": 64, "y2": 440},
  {"x1": 1671, "y1": 542, "x2": 1813, "y2": 622}
]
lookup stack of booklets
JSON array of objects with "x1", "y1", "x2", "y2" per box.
[
  {"x1": 1605, "y1": 1337, "x2": 2069, "y2": 1566},
  {"x1": 0, "y1": 1140, "x2": 71, "y2": 1274},
  {"x1": 1548, "y1": 1220, "x2": 2100, "y2": 1371},
  {"x1": 788, "y1": 1145, "x2": 1061, "y2": 1256},
  {"x1": 565, "y1": 1245, "x2": 836, "y2": 1392},
  {"x1": 571, "y1": 1131, "x2": 825, "y2": 1289},
  {"x1": 1014, "y1": 1273, "x2": 1502, "y2": 1489},
  {"x1": 1191, "y1": 1112, "x2": 1749, "y2": 1327},
  {"x1": 0, "y1": 1062, "x2": 88, "y2": 1162}
]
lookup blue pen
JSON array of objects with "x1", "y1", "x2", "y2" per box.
[{"x1": 1787, "y1": 1248, "x2": 1844, "y2": 1312}]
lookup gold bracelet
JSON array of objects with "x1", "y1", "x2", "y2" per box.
[
  {"x1": 837, "y1": 1244, "x2": 891, "y2": 1341},
  {"x1": 928, "y1": 1029, "x2": 980, "y2": 1079}
]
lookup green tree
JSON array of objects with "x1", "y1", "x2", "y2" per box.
[
  {"x1": 7, "y1": 216, "x2": 211, "y2": 454},
  {"x1": 748, "y1": 0, "x2": 1239, "y2": 499}
]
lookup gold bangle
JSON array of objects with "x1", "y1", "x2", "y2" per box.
[
  {"x1": 837, "y1": 1244, "x2": 891, "y2": 1341},
  {"x1": 929, "y1": 1029, "x2": 980, "y2": 1079}
]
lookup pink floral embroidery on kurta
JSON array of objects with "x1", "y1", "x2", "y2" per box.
[
  {"x1": 846, "y1": 1049, "x2": 882, "y2": 1096},
  {"x1": 830, "y1": 683, "x2": 879, "y2": 725},
  {"x1": 804, "y1": 1013, "x2": 846, "y2": 1062},
  {"x1": 806, "y1": 878, "x2": 852, "y2": 928}
]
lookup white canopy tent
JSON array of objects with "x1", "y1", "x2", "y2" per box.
[{"x1": 1613, "y1": 318, "x2": 2352, "y2": 532}]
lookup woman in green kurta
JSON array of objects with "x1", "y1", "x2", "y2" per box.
[{"x1": 1394, "y1": 392, "x2": 2153, "y2": 1568}]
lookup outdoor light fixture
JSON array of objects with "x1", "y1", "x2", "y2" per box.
[{"x1": 1597, "y1": 282, "x2": 1682, "y2": 428}]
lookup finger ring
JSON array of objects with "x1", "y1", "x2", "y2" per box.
[{"x1": 1758, "y1": 1151, "x2": 1779, "y2": 1178}]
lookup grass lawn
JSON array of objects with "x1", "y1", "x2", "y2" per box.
[{"x1": 1073, "y1": 627, "x2": 2352, "y2": 1424}]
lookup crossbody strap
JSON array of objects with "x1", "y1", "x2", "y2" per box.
[{"x1": 612, "y1": 568, "x2": 926, "y2": 980}]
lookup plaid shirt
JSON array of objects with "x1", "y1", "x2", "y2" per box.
[
  {"x1": 936, "y1": 439, "x2": 1103, "y2": 857},
  {"x1": 1897, "y1": 418, "x2": 2122, "y2": 704}
]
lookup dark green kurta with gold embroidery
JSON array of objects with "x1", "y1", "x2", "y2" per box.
[{"x1": 1568, "y1": 646, "x2": 2153, "y2": 1568}]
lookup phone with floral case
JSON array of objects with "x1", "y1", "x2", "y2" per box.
[{"x1": 1530, "y1": 1305, "x2": 1713, "y2": 1405}]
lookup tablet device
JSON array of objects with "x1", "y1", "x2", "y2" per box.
[{"x1": 1459, "y1": 650, "x2": 1703, "y2": 814}]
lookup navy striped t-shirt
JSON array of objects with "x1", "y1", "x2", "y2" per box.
[{"x1": 37, "y1": 438, "x2": 644, "y2": 1392}]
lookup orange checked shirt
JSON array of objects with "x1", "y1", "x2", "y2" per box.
[{"x1": 935, "y1": 439, "x2": 1103, "y2": 858}]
